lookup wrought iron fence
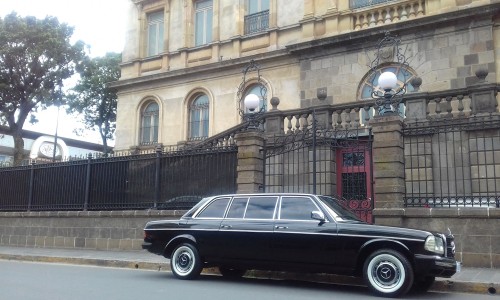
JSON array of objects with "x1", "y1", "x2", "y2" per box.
[
  {"x1": 403, "y1": 115, "x2": 500, "y2": 208},
  {"x1": 263, "y1": 111, "x2": 374, "y2": 223},
  {"x1": 0, "y1": 146, "x2": 237, "y2": 211},
  {"x1": 244, "y1": 10, "x2": 269, "y2": 34}
]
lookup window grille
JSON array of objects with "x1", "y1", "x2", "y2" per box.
[
  {"x1": 140, "y1": 102, "x2": 159, "y2": 145},
  {"x1": 244, "y1": 10, "x2": 269, "y2": 34},
  {"x1": 189, "y1": 95, "x2": 209, "y2": 140}
]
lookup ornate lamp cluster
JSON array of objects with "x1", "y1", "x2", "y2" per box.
[
  {"x1": 237, "y1": 60, "x2": 267, "y2": 130},
  {"x1": 369, "y1": 32, "x2": 410, "y2": 115}
]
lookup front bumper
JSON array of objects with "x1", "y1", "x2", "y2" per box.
[{"x1": 414, "y1": 254, "x2": 460, "y2": 278}]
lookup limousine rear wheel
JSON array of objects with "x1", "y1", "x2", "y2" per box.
[
  {"x1": 171, "y1": 243, "x2": 202, "y2": 280},
  {"x1": 363, "y1": 249, "x2": 414, "y2": 298}
]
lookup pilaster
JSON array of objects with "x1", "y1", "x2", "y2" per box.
[
  {"x1": 370, "y1": 114, "x2": 405, "y2": 209},
  {"x1": 235, "y1": 131, "x2": 265, "y2": 193}
]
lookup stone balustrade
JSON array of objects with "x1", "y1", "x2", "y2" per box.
[{"x1": 353, "y1": 0, "x2": 425, "y2": 31}]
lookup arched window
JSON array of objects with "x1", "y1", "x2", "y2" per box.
[
  {"x1": 189, "y1": 94, "x2": 209, "y2": 140},
  {"x1": 358, "y1": 64, "x2": 417, "y2": 122},
  {"x1": 140, "y1": 102, "x2": 159, "y2": 145}
]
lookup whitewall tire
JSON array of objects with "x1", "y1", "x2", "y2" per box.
[{"x1": 363, "y1": 249, "x2": 414, "y2": 297}]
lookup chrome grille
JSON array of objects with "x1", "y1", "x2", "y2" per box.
[{"x1": 444, "y1": 234, "x2": 456, "y2": 258}]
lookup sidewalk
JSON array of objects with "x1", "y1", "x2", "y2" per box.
[{"x1": 0, "y1": 246, "x2": 498, "y2": 296}]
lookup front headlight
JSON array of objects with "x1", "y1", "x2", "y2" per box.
[{"x1": 424, "y1": 235, "x2": 445, "y2": 254}]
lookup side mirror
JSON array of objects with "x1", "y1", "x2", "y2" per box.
[{"x1": 311, "y1": 211, "x2": 326, "y2": 222}]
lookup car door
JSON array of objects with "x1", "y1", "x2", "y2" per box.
[
  {"x1": 272, "y1": 195, "x2": 339, "y2": 272},
  {"x1": 218, "y1": 195, "x2": 278, "y2": 264},
  {"x1": 188, "y1": 197, "x2": 231, "y2": 259}
]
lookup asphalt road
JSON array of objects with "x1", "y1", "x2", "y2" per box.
[{"x1": 0, "y1": 260, "x2": 495, "y2": 300}]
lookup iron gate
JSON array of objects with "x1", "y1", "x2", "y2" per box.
[{"x1": 263, "y1": 113, "x2": 374, "y2": 223}]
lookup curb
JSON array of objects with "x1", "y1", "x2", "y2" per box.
[
  {"x1": 0, "y1": 253, "x2": 497, "y2": 296},
  {"x1": 0, "y1": 253, "x2": 169, "y2": 271},
  {"x1": 432, "y1": 280, "x2": 499, "y2": 295}
]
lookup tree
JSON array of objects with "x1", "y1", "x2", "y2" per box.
[
  {"x1": 66, "y1": 52, "x2": 121, "y2": 154},
  {"x1": 0, "y1": 12, "x2": 85, "y2": 165}
]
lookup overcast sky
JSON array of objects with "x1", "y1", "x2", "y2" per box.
[
  {"x1": 0, "y1": 0, "x2": 130, "y2": 144},
  {"x1": 0, "y1": 0, "x2": 128, "y2": 57}
]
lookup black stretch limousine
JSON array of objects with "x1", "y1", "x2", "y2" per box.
[{"x1": 142, "y1": 193, "x2": 460, "y2": 297}]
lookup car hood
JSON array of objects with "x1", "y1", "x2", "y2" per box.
[{"x1": 337, "y1": 220, "x2": 434, "y2": 241}]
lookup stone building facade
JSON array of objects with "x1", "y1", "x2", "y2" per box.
[
  {"x1": 113, "y1": 0, "x2": 500, "y2": 152},
  {"x1": 107, "y1": 0, "x2": 500, "y2": 268}
]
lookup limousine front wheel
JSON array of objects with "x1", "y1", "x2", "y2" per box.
[
  {"x1": 363, "y1": 249, "x2": 414, "y2": 298},
  {"x1": 171, "y1": 243, "x2": 202, "y2": 280}
]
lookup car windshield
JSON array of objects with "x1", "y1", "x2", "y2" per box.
[{"x1": 318, "y1": 195, "x2": 363, "y2": 222}]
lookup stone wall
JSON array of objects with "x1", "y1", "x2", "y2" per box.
[
  {"x1": 0, "y1": 210, "x2": 183, "y2": 251},
  {"x1": 1, "y1": 207, "x2": 498, "y2": 268},
  {"x1": 374, "y1": 207, "x2": 500, "y2": 268}
]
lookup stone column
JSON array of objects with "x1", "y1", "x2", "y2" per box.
[
  {"x1": 470, "y1": 69, "x2": 498, "y2": 114},
  {"x1": 235, "y1": 131, "x2": 265, "y2": 193},
  {"x1": 264, "y1": 97, "x2": 284, "y2": 138},
  {"x1": 370, "y1": 114, "x2": 405, "y2": 208}
]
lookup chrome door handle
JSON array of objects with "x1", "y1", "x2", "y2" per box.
[
  {"x1": 220, "y1": 225, "x2": 232, "y2": 229},
  {"x1": 275, "y1": 226, "x2": 288, "y2": 229}
]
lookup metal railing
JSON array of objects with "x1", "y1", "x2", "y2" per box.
[
  {"x1": 244, "y1": 10, "x2": 269, "y2": 34},
  {"x1": 403, "y1": 115, "x2": 500, "y2": 208},
  {"x1": 0, "y1": 146, "x2": 237, "y2": 211}
]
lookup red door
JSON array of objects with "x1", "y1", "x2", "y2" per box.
[{"x1": 336, "y1": 146, "x2": 373, "y2": 223}]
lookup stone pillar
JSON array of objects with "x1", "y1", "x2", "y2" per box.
[
  {"x1": 264, "y1": 97, "x2": 284, "y2": 138},
  {"x1": 235, "y1": 131, "x2": 265, "y2": 193},
  {"x1": 370, "y1": 115, "x2": 405, "y2": 208},
  {"x1": 404, "y1": 77, "x2": 427, "y2": 121},
  {"x1": 470, "y1": 69, "x2": 498, "y2": 114}
]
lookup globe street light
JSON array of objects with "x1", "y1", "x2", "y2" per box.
[
  {"x1": 237, "y1": 60, "x2": 267, "y2": 130},
  {"x1": 244, "y1": 93, "x2": 262, "y2": 130},
  {"x1": 369, "y1": 32, "x2": 410, "y2": 116},
  {"x1": 244, "y1": 93, "x2": 260, "y2": 112}
]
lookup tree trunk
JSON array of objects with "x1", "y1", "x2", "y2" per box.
[
  {"x1": 13, "y1": 132, "x2": 26, "y2": 166},
  {"x1": 99, "y1": 128, "x2": 109, "y2": 157}
]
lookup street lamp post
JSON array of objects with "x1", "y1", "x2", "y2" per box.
[
  {"x1": 237, "y1": 60, "x2": 267, "y2": 130},
  {"x1": 369, "y1": 32, "x2": 410, "y2": 115},
  {"x1": 243, "y1": 93, "x2": 261, "y2": 130}
]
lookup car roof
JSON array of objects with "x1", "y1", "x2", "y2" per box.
[{"x1": 210, "y1": 193, "x2": 319, "y2": 197}]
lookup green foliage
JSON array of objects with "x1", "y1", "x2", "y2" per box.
[
  {"x1": 66, "y1": 52, "x2": 121, "y2": 152},
  {"x1": 0, "y1": 12, "x2": 85, "y2": 164}
]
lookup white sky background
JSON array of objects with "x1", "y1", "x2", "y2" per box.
[{"x1": 0, "y1": 0, "x2": 130, "y2": 145}]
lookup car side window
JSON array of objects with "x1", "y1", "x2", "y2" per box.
[
  {"x1": 280, "y1": 196, "x2": 319, "y2": 220},
  {"x1": 196, "y1": 197, "x2": 230, "y2": 218},
  {"x1": 244, "y1": 196, "x2": 278, "y2": 219},
  {"x1": 226, "y1": 197, "x2": 248, "y2": 218}
]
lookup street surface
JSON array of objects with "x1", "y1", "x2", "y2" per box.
[{"x1": 0, "y1": 260, "x2": 495, "y2": 300}]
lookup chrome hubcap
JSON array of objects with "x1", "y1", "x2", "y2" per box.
[
  {"x1": 173, "y1": 247, "x2": 194, "y2": 275},
  {"x1": 374, "y1": 262, "x2": 399, "y2": 286},
  {"x1": 367, "y1": 253, "x2": 405, "y2": 293}
]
